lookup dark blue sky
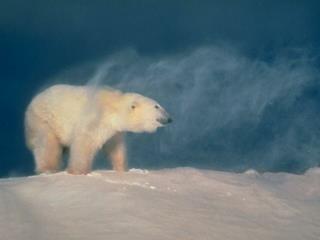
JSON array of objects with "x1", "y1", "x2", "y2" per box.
[{"x1": 1, "y1": 0, "x2": 320, "y2": 177}]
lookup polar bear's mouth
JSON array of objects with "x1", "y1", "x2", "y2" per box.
[{"x1": 156, "y1": 117, "x2": 173, "y2": 125}]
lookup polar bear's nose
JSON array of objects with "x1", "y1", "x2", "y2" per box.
[{"x1": 157, "y1": 117, "x2": 173, "y2": 125}]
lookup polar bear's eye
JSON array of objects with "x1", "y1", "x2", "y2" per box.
[
  {"x1": 131, "y1": 105, "x2": 136, "y2": 109},
  {"x1": 155, "y1": 105, "x2": 159, "y2": 109}
]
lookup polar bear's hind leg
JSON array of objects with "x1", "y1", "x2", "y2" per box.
[{"x1": 26, "y1": 114, "x2": 62, "y2": 174}]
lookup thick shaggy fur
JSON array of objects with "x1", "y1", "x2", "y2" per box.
[{"x1": 25, "y1": 84, "x2": 169, "y2": 174}]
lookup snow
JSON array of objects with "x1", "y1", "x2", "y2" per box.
[{"x1": 0, "y1": 168, "x2": 319, "y2": 240}]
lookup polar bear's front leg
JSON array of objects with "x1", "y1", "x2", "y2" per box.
[
  {"x1": 68, "y1": 137, "x2": 98, "y2": 175},
  {"x1": 103, "y1": 133, "x2": 127, "y2": 172}
]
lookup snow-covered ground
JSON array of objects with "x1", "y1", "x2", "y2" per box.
[{"x1": 0, "y1": 168, "x2": 319, "y2": 240}]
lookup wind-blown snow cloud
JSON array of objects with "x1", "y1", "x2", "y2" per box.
[{"x1": 53, "y1": 46, "x2": 320, "y2": 173}]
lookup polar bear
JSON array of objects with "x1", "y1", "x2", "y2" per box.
[{"x1": 25, "y1": 84, "x2": 172, "y2": 174}]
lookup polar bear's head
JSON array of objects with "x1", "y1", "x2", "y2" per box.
[{"x1": 123, "y1": 93, "x2": 172, "y2": 133}]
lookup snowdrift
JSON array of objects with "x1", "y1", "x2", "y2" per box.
[{"x1": 0, "y1": 168, "x2": 319, "y2": 240}]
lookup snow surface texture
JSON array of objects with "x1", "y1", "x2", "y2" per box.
[{"x1": 0, "y1": 168, "x2": 319, "y2": 240}]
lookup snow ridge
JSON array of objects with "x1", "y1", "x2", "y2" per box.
[{"x1": 0, "y1": 168, "x2": 319, "y2": 240}]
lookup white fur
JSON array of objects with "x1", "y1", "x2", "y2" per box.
[{"x1": 25, "y1": 84, "x2": 167, "y2": 174}]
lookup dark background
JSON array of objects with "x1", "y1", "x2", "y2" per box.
[{"x1": 1, "y1": 0, "x2": 320, "y2": 177}]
